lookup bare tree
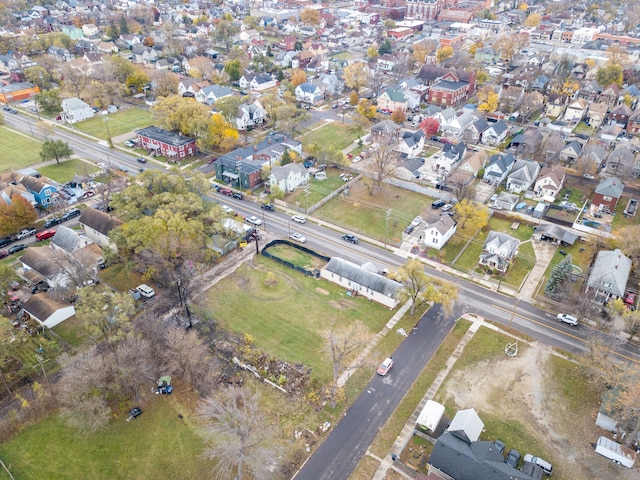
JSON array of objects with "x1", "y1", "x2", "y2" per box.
[
  {"x1": 397, "y1": 259, "x2": 458, "y2": 315},
  {"x1": 363, "y1": 144, "x2": 398, "y2": 195},
  {"x1": 197, "y1": 387, "x2": 278, "y2": 480},
  {"x1": 323, "y1": 320, "x2": 374, "y2": 408},
  {"x1": 541, "y1": 131, "x2": 565, "y2": 165}
]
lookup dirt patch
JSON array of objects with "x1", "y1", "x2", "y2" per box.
[
  {"x1": 440, "y1": 343, "x2": 638, "y2": 479},
  {"x1": 328, "y1": 299, "x2": 358, "y2": 310},
  {"x1": 315, "y1": 287, "x2": 330, "y2": 295}
]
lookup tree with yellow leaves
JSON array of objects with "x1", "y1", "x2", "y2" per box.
[
  {"x1": 477, "y1": 86, "x2": 499, "y2": 113},
  {"x1": 523, "y1": 13, "x2": 541, "y2": 27},
  {"x1": 436, "y1": 46, "x2": 453, "y2": 66},
  {"x1": 454, "y1": 199, "x2": 490, "y2": 237},
  {"x1": 290, "y1": 69, "x2": 307, "y2": 87},
  {"x1": 206, "y1": 113, "x2": 239, "y2": 151}
]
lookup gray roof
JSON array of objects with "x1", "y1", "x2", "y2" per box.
[
  {"x1": 136, "y1": 126, "x2": 196, "y2": 147},
  {"x1": 595, "y1": 177, "x2": 624, "y2": 198},
  {"x1": 371, "y1": 119, "x2": 401, "y2": 134},
  {"x1": 22, "y1": 293, "x2": 72, "y2": 323},
  {"x1": 535, "y1": 224, "x2": 577, "y2": 245},
  {"x1": 508, "y1": 159, "x2": 540, "y2": 184},
  {"x1": 323, "y1": 257, "x2": 401, "y2": 298},
  {"x1": 429, "y1": 432, "x2": 537, "y2": 480},
  {"x1": 587, "y1": 249, "x2": 631, "y2": 297},
  {"x1": 19, "y1": 247, "x2": 60, "y2": 280},
  {"x1": 79, "y1": 207, "x2": 123, "y2": 236},
  {"x1": 483, "y1": 231, "x2": 519, "y2": 258},
  {"x1": 424, "y1": 214, "x2": 456, "y2": 236},
  {"x1": 51, "y1": 225, "x2": 82, "y2": 252},
  {"x1": 270, "y1": 162, "x2": 305, "y2": 181}
]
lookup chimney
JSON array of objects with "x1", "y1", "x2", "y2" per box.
[
  {"x1": 268, "y1": 138, "x2": 271, "y2": 144},
  {"x1": 254, "y1": 145, "x2": 257, "y2": 151}
]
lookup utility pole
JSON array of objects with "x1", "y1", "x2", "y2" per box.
[{"x1": 384, "y1": 208, "x2": 392, "y2": 249}]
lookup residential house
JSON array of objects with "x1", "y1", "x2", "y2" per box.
[
  {"x1": 586, "y1": 249, "x2": 631, "y2": 303},
  {"x1": 21, "y1": 293, "x2": 76, "y2": 328},
  {"x1": 269, "y1": 162, "x2": 309, "y2": 192},
  {"x1": 370, "y1": 120, "x2": 402, "y2": 146},
  {"x1": 433, "y1": 107, "x2": 457, "y2": 130},
  {"x1": 578, "y1": 80, "x2": 601, "y2": 103},
  {"x1": 544, "y1": 93, "x2": 568, "y2": 118},
  {"x1": 196, "y1": 84, "x2": 233, "y2": 105},
  {"x1": 47, "y1": 46, "x2": 73, "y2": 62},
  {"x1": 377, "y1": 88, "x2": 408, "y2": 113},
  {"x1": 492, "y1": 192, "x2": 520, "y2": 211},
  {"x1": 628, "y1": 109, "x2": 640, "y2": 136},
  {"x1": 320, "y1": 257, "x2": 401, "y2": 309},
  {"x1": 215, "y1": 132, "x2": 302, "y2": 190},
  {"x1": 78, "y1": 207, "x2": 123, "y2": 252},
  {"x1": 559, "y1": 141, "x2": 582, "y2": 163},
  {"x1": 534, "y1": 165, "x2": 565, "y2": 200},
  {"x1": 396, "y1": 130, "x2": 425, "y2": 158},
  {"x1": 19, "y1": 247, "x2": 69, "y2": 289},
  {"x1": 599, "y1": 83, "x2": 620, "y2": 106},
  {"x1": 82, "y1": 23, "x2": 98, "y2": 37},
  {"x1": 97, "y1": 41, "x2": 118, "y2": 54},
  {"x1": 61, "y1": 97, "x2": 94, "y2": 124},
  {"x1": 428, "y1": 431, "x2": 538, "y2": 480},
  {"x1": 177, "y1": 78, "x2": 209, "y2": 97},
  {"x1": 483, "y1": 153, "x2": 516, "y2": 186},
  {"x1": 422, "y1": 214, "x2": 457, "y2": 250},
  {"x1": 534, "y1": 223, "x2": 578, "y2": 245},
  {"x1": 606, "y1": 145, "x2": 637, "y2": 174},
  {"x1": 506, "y1": 159, "x2": 540, "y2": 193},
  {"x1": 131, "y1": 46, "x2": 158, "y2": 65},
  {"x1": 464, "y1": 117, "x2": 490, "y2": 144},
  {"x1": 586, "y1": 102, "x2": 609, "y2": 128},
  {"x1": 593, "y1": 177, "x2": 624, "y2": 213},
  {"x1": 250, "y1": 73, "x2": 276, "y2": 92},
  {"x1": 499, "y1": 85, "x2": 525, "y2": 111},
  {"x1": 580, "y1": 142, "x2": 607, "y2": 170},
  {"x1": 318, "y1": 72, "x2": 344, "y2": 97},
  {"x1": 0, "y1": 179, "x2": 36, "y2": 207},
  {"x1": 480, "y1": 120, "x2": 508, "y2": 146},
  {"x1": 479, "y1": 231, "x2": 520, "y2": 273},
  {"x1": 457, "y1": 149, "x2": 487, "y2": 178},
  {"x1": 442, "y1": 112, "x2": 475, "y2": 141},
  {"x1": 135, "y1": 126, "x2": 198, "y2": 160},
  {"x1": 562, "y1": 98, "x2": 587, "y2": 123},
  {"x1": 295, "y1": 83, "x2": 324, "y2": 105},
  {"x1": 21, "y1": 175, "x2": 57, "y2": 207},
  {"x1": 599, "y1": 124, "x2": 624, "y2": 143},
  {"x1": 609, "y1": 104, "x2": 632, "y2": 127},
  {"x1": 377, "y1": 54, "x2": 396, "y2": 72},
  {"x1": 428, "y1": 70, "x2": 477, "y2": 107},
  {"x1": 235, "y1": 100, "x2": 266, "y2": 131}
]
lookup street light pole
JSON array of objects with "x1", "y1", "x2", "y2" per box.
[{"x1": 509, "y1": 297, "x2": 521, "y2": 325}]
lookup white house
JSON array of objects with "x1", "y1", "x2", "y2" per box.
[
  {"x1": 506, "y1": 159, "x2": 540, "y2": 193},
  {"x1": 586, "y1": 249, "x2": 631, "y2": 302},
  {"x1": 22, "y1": 293, "x2": 76, "y2": 328},
  {"x1": 397, "y1": 130, "x2": 425, "y2": 158},
  {"x1": 481, "y1": 120, "x2": 509, "y2": 146},
  {"x1": 61, "y1": 97, "x2": 94, "y2": 124},
  {"x1": 295, "y1": 83, "x2": 323, "y2": 105},
  {"x1": 483, "y1": 153, "x2": 516, "y2": 186},
  {"x1": 423, "y1": 214, "x2": 457, "y2": 250},
  {"x1": 196, "y1": 84, "x2": 233, "y2": 105},
  {"x1": 534, "y1": 165, "x2": 565, "y2": 200},
  {"x1": 478, "y1": 231, "x2": 520, "y2": 273},
  {"x1": 442, "y1": 112, "x2": 475, "y2": 141},
  {"x1": 79, "y1": 207, "x2": 123, "y2": 252},
  {"x1": 269, "y1": 162, "x2": 309, "y2": 192},
  {"x1": 250, "y1": 73, "x2": 276, "y2": 92},
  {"x1": 320, "y1": 257, "x2": 401, "y2": 309},
  {"x1": 235, "y1": 100, "x2": 266, "y2": 131}
]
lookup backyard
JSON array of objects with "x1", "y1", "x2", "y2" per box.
[{"x1": 0, "y1": 126, "x2": 43, "y2": 172}]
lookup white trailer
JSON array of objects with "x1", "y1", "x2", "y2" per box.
[
  {"x1": 415, "y1": 400, "x2": 445, "y2": 433},
  {"x1": 595, "y1": 436, "x2": 636, "y2": 468}
]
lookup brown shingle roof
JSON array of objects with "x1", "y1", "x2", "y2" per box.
[{"x1": 79, "y1": 207, "x2": 123, "y2": 236}]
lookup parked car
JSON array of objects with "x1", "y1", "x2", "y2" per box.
[
  {"x1": 16, "y1": 228, "x2": 36, "y2": 240},
  {"x1": 352, "y1": 156, "x2": 362, "y2": 163},
  {"x1": 0, "y1": 251, "x2": 7, "y2": 259},
  {"x1": 35, "y1": 230, "x2": 56, "y2": 241},
  {"x1": 246, "y1": 216, "x2": 262, "y2": 226},
  {"x1": 291, "y1": 215, "x2": 307, "y2": 224},
  {"x1": 557, "y1": 313, "x2": 578, "y2": 326},
  {"x1": 206, "y1": 157, "x2": 217, "y2": 164},
  {"x1": 505, "y1": 449, "x2": 520, "y2": 468},
  {"x1": 8, "y1": 244, "x2": 26, "y2": 254},
  {"x1": 441, "y1": 204, "x2": 453, "y2": 212},
  {"x1": 494, "y1": 440, "x2": 505, "y2": 454},
  {"x1": 410, "y1": 216, "x2": 422, "y2": 228},
  {"x1": 136, "y1": 157, "x2": 146, "y2": 163},
  {"x1": 44, "y1": 217, "x2": 62, "y2": 228},
  {"x1": 404, "y1": 225, "x2": 415, "y2": 234},
  {"x1": 522, "y1": 454, "x2": 553, "y2": 476},
  {"x1": 82, "y1": 191, "x2": 95, "y2": 199},
  {"x1": 62, "y1": 208, "x2": 81, "y2": 221},
  {"x1": 232, "y1": 192, "x2": 244, "y2": 200},
  {"x1": 289, "y1": 232, "x2": 306, "y2": 243},
  {"x1": 0, "y1": 237, "x2": 11, "y2": 248},
  {"x1": 625, "y1": 291, "x2": 636, "y2": 306},
  {"x1": 220, "y1": 205, "x2": 234, "y2": 215},
  {"x1": 377, "y1": 357, "x2": 393, "y2": 376},
  {"x1": 341, "y1": 233, "x2": 359, "y2": 244},
  {"x1": 261, "y1": 203, "x2": 275, "y2": 211},
  {"x1": 123, "y1": 140, "x2": 135, "y2": 147},
  {"x1": 432, "y1": 199, "x2": 446, "y2": 209},
  {"x1": 582, "y1": 173, "x2": 594, "y2": 179},
  {"x1": 118, "y1": 165, "x2": 129, "y2": 172}
]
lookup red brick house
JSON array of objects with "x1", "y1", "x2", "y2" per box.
[
  {"x1": 280, "y1": 35, "x2": 297, "y2": 51},
  {"x1": 427, "y1": 70, "x2": 476, "y2": 107},
  {"x1": 135, "y1": 126, "x2": 198, "y2": 161},
  {"x1": 628, "y1": 110, "x2": 640, "y2": 136},
  {"x1": 593, "y1": 177, "x2": 624, "y2": 213}
]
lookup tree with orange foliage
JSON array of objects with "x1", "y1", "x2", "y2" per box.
[{"x1": 290, "y1": 69, "x2": 307, "y2": 87}]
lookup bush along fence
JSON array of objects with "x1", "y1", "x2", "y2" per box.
[{"x1": 261, "y1": 240, "x2": 331, "y2": 278}]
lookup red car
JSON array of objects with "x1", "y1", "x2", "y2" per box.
[
  {"x1": 0, "y1": 250, "x2": 7, "y2": 259},
  {"x1": 625, "y1": 291, "x2": 636, "y2": 306},
  {"x1": 36, "y1": 230, "x2": 56, "y2": 241}
]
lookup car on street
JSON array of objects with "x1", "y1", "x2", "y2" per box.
[
  {"x1": 136, "y1": 157, "x2": 146, "y2": 163},
  {"x1": 8, "y1": 244, "x2": 26, "y2": 254},
  {"x1": 62, "y1": 208, "x2": 81, "y2": 221},
  {"x1": 377, "y1": 357, "x2": 393, "y2": 376},
  {"x1": 557, "y1": 313, "x2": 578, "y2": 326},
  {"x1": 404, "y1": 225, "x2": 415, "y2": 234},
  {"x1": 341, "y1": 233, "x2": 359, "y2": 244},
  {"x1": 232, "y1": 192, "x2": 244, "y2": 200},
  {"x1": 16, "y1": 228, "x2": 36, "y2": 240},
  {"x1": 292, "y1": 215, "x2": 307, "y2": 224},
  {"x1": 36, "y1": 230, "x2": 56, "y2": 241},
  {"x1": 289, "y1": 232, "x2": 306, "y2": 243},
  {"x1": 410, "y1": 216, "x2": 422, "y2": 228},
  {"x1": 0, "y1": 251, "x2": 7, "y2": 259},
  {"x1": 246, "y1": 216, "x2": 262, "y2": 226},
  {"x1": 261, "y1": 203, "x2": 275, "y2": 211},
  {"x1": 44, "y1": 217, "x2": 62, "y2": 228},
  {"x1": 118, "y1": 165, "x2": 129, "y2": 172},
  {"x1": 505, "y1": 449, "x2": 520, "y2": 468},
  {"x1": 582, "y1": 173, "x2": 594, "y2": 179},
  {"x1": 206, "y1": 157, "x2": 217, "y2": 164},
  {"x1": 220, "y1": 205, "x2": 234, "y2": 215},
  {"x1": 123, "y1": 140, "x2": 135, "y2": 147}
]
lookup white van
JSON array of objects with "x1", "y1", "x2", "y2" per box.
[
  {"x1": 523, "y1": 454, "x2": 553, "y2": 476},
  {"x1": 137, "y1": 284, "x2": 155, "y2": 298}
]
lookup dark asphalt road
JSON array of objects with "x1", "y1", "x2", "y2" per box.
[{"x1": 293, "y1": 304, "x2": 455, "y2": 480}]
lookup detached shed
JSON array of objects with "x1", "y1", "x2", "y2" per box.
[
  {"x1": 447, "y1": 408, "x2": 484, "y2": 443},
  {"x1": 416, "y1": 400, "x2": 445, "y2": 433},
  {"x1": 22, "y1": 293, "x2": 76, "y2": 328}
]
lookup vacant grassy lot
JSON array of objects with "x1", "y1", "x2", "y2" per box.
[
  {"x1": 0, "y1": 126, "x2": 42, "y2": 172},
  {"x1": 99, "y1": 264, "x2": 145, "y2": 292},
  {"x1": 201, "y1": 256, "x2": 397, "y2": 383},
  {"x1": 313, "y1": 181, "x2": 429, "y2": 244},
  {"x1": 74, "y1": 108, "x2": 153, "y2": 140},
  {"x1": 38, "y1": 159, "x2": 98, "y2": 183},
  {"x1": 267, "y1": 244, "x2": 325, "y2": 270},
  {"x1": 300, "y1": 123, "x2": 360, "y2": 151},
  {"x1": 0, "y1": 393, "x2": 212, "y2": 480},
  {"x1": 286, "y1": 167, "x2": 345, "y2": 208}
]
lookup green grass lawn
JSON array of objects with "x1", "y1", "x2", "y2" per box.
[
  {"x1": 202, "y1": 256, "x2": 397, "y2": 383},
  {"x1": 99, "y1": 264, "x2": 145, "y2": 292},
  {"x1": 73, "y1": 108, "x2": 153, "y2": 140},
  {"x1": 312, "y1": 182, "x2": 428, "y2": 244},
  {"x1": 331, "y1": 52, "x2": 352, "y2": 61},
  {"x1": 300, "y1": 123, "x2": 359, "y2": 151},
  {"x1": 37, "y1": 159, "x2": 98, "y2": 183},
  {"x1": 0, "y1": 126, "x2": 43, "y2": 172},
  {"x1": 0, "y1": 395, "x2": 212, "y2": 480},
  {"x1": 286, "y1": 168, "x2": 345, "y2": 209}
]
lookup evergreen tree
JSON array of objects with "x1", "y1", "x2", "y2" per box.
[
  {"x1": 545, "y1": 254, "x2": 573, "y2": 299},
  {"x1": 378, "y1": 38, "x2": 392, "y2": 55},
  {"x1": 119, "y1": 16, "x2": 129, "y2": 35},
  {"x1": 280, "y1": 148, "x2": 292, "y2": 166}
]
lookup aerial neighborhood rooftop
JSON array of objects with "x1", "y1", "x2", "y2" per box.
[{"x1": 2, "y1": 0, "x2": 640, "y2": 478}]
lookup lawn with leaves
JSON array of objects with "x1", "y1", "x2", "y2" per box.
[
  {"x1": 201, "y1": 256, "x2": 397, "y2": 383},
  {"x1": 300, "y1": 123, "x2": 360, "y2": 151},
  {"x1": 73, "y1": 109, "x2": 153, "y2": 140},
  {"x1": 0, "y1": 126, "x2": 42, "y2": 172},
  {"x1": 37, "y1": 159, "x2": 98, "y2": 183}
]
